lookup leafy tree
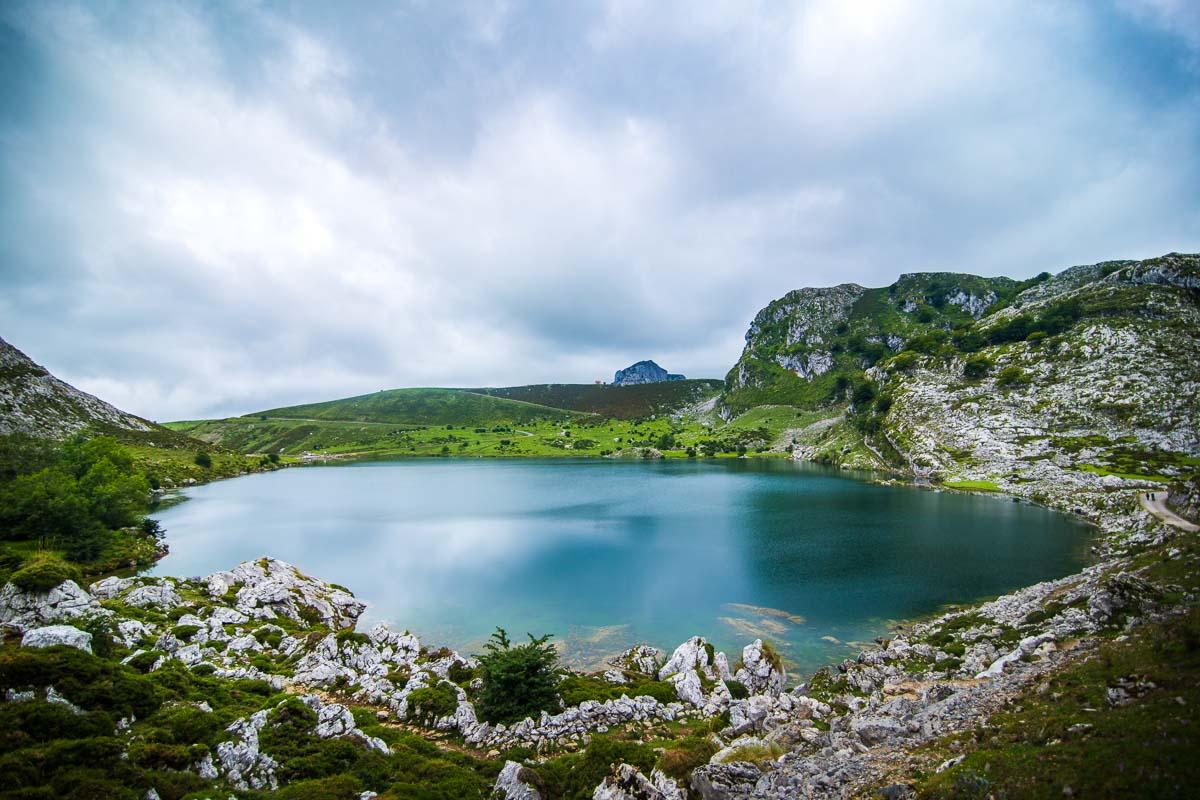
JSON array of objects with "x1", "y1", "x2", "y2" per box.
[
  {"x1": 193, "y1": 452, "x2": 213, "y2": 469},
  {"x1": 474, "y1": 628, "x2": 561, "y2": 725},
  {"x1": 0, "y1": 467, "x2": 96, "y2": 548}
]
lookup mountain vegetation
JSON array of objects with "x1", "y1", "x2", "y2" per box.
[{"x1": 0, "y1": 252, "x2": 1197, "y2": 798}]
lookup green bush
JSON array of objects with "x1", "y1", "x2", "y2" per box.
[
  {"x1": 474, "y1": 628, "x2": 561, "y2": 725},
  {"x1": 996, "y1": 366, "x2": 1031, "y2": 388},
  {"x1": 962, "y1": 356, "x2": 992, "y2": 379},
  {"x1": 656, "y1": 735, "x2": 720, "y2": 781},
  {"x1": 334, "y1": 630, "x2": 370, "y2": 647},
  {"x1": 404, "y1": 682, "x2": 458, "y2": 724},
  {"x1": 534, "y1": 736, "x2": 657, "y2": 800},
  {"x1": 557, "y1": 675, "x2": 677, "y2": 707},
  {"x1": 0, "y1": 648, "x2": 163, "y2": 720},
  {"x1": 9, "y1": 555, "x2": 80, "y2": 592},
  {"x1": 172, "y1": 625, "x2": 201, "y2": 641},
  {"x1": 193, "y1": 452, "x2": 212, "y2": 469},
  {"x1": 724, "y1": 679, "x2": 750, "y2": 700},
  {"x1": 275, "y1": 773, "x2": 365, "y2": 800}
]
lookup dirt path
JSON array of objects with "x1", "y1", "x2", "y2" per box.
[{"x1": 1140, "y1": 490, "x2": 1199, "y2": 532}]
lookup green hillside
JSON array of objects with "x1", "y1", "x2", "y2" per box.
[
  {"x1": 474, "y1": 379, "x2": 723, "y2": 419},
  {"x1": 724, "y1": 272, "x2": 1042, "y2": 412},
  {"x1": 255, "y1": 387, "x2": 584, "y2": 426}
]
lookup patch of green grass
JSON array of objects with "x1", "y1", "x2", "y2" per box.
[
  {"x1": 943, "y1": 479, "x2": 1002, "y2": 492},
  {"x1": 915, "y1": 607, "x2": 1200, "y2": 799}
]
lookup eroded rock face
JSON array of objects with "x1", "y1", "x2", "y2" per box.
[
  {"x1": 494, "y1": 760, "x2": 543, "y2": 800},
  {"x1": 205, "y1": 559, "x2": 365, "y2": 629},
  {"x1": 659, "y1": 636, "x2": 720, "y2": 682},
  {"x1": 610, "y1": 644, "x2": 661, "y2": 675},
  {"x1": 0, "y1": 580, "x2": 101, "y2": 632},
  {"x1": 733, "y1": 639, "x2": 785, "y2": 697},
  {"x1": 216, "y1": 710, "x2": 278, "y2": 791},
  {"x1": 593, "y1": 763, "x2": 684, "y2": 800},
  {"x1": 21, "y1": 624, "x2": 93, "y2": 654},
  {"x1": 691, "y1": 762, "x2": 762, "y2": 800}
]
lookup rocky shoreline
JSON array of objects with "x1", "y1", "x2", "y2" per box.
[{"x1": 1, "y1": 457, "x2": 1194, "y2": 799}]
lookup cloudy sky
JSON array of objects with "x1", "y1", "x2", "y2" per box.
[{"x1": 1, "y1": 1, "x2": 1197, "y2": 421}]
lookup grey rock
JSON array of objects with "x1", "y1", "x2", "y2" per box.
[
  {"x1": 733, "y1": 639, "x2": 785, "y2": 697},
  {"x1": 494, "y1": 760, "x2": 542, "y2": 799},
  {"x1": 613, "y1": 361, "x2": 684, "y2": 386},
  {"x1": 593, "y1": 764, "x2": 684, "y2": 800},
  {"x1": 0, "y1": 580, "x2": 100, "y2": 632},
  {"x1": 691, "y1": 761, "x2": 762, "y2": 800},
  {"x1": 45, "y1": 686, "x2": 82, "y2": 714},
  {"x1": 610, "y1": 644, "x2": 661, "y2": 675},
  {"x1": 22, "y1": 624, "x2": 93, "y2": 654}
]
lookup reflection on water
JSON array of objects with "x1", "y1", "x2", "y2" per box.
[{"x1": 149, "y1": 458, "x2": 1093, "y2": 675}]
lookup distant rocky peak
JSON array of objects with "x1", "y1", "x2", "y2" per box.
[{"x1": 613, "y1": 360, "x2": 685, "y2": 386}]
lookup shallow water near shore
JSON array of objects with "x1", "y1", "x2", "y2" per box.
[{"x1": 148, "y1": 458, "x2": 1093, "y2": 676}]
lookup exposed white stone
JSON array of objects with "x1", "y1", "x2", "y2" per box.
[
  {"x1": 593, "y1": 764, "x2": 684, "y2": 800},
  {"x1": 494, "y1": 760, "x2": 542, "y2": 799},
  {"x1": 0, "y1": 580, "x2": 100, "y2": 632},
  {"x1": 22, "y1": 624, "x2": 92, "y2": 654},
  {"x1": 733, "y1": 639, "x2": 786, "y2": 697},
  {"x1": 125, "y1": 583, "x2": 182, "y2": 610}
]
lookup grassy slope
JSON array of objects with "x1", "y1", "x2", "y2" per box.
[
  {"x1": 254, "y1": 387, "x2": 585, "y2": 426},
  {"x1": 474, "y1": 380, "x2": 723, "y2": 419}
]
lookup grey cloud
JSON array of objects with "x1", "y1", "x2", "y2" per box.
[{"x1": 1, "y1": 0, "x2": 1197, "y2": 420}]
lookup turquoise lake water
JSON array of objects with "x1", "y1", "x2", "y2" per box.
[{"x1": 149, "y1": 458, "x2": 1093, "y2": 676}]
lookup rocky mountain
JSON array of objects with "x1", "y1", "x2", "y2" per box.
[
  {"x1": 613, "y1": 360, "x2": 685, "y2": 386},
  {"x1": 725, "y1": 272, "x2": 1026, "y2": 412},
  {"x1": 0, "y1": 335, "x2": 156, "y2": 439},
  {"x1": 752, "y1": 252, "x2": 1199, "y2": 530}
]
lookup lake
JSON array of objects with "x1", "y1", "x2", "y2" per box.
[{"x1": 148, "y1": 458, "x2": 1093, "y2": 676}]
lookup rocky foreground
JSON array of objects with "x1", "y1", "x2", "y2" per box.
[{"x1": 1, "y1": 465, "x2": 1195, "y2": 800}]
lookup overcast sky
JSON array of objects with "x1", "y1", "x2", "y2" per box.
[{"x1": 1, "y1": 1, "x2": 1197, "y2": 421}]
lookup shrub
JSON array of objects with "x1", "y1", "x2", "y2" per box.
[
  {"x1": 447, "y1": 661, "x2": 476, "y2": 685},
  {"x1": 10, "y1": 555, "x2": 80, "y2": 592},
  {"x1": 275, "y1": 774, "x2": 365, "y2": 800},
  {"x1": 172, "y1": 625, "x2": 201, "y2": 641},
  {"x1": 962, "y1": 356, "x2": 992, "y2": 379},
  {"x1": 334, "y1": 630, "x2": 370, "y2": 647},
  {"x1": 724, "y1": 679, "x2": 750, "y2": 700},
  {"x1": 193, "y1": 452, "x2": 212, "y2": 469},
  {"x1": 474, "y1": 628, "x2": 561, "y2": 725},
  {"x1": 558, "y1": 675, "x2": 677, "y2": 707},
  {"x1": 404, "y1": 682, "x2": 458, "y2": 724},
  {"x1": 995, "y1": 367, "x2": 1031, "y2": 388},
  {"x1": 874, "y1": 394, "x2": 893, "y2": 414},
  {"x1": 851, "y1": 380, "x2": 877, "y2": 406},
  {"x1": 889, "y1": 351, "x2": 919, "y2": 371},
  {"x1": 534, "y1": 736, "x2": 657, "y2": 800}
]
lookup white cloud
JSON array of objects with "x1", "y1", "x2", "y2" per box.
[{"x1": 1, "y1": 0, "x2": 1196, "y2": 420}]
